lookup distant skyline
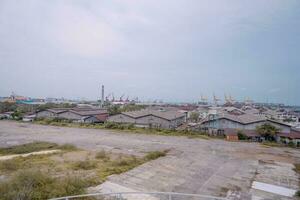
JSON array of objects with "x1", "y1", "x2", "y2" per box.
[{"x1": 1, "y1": 0, "x2": 300, "y2": 105}]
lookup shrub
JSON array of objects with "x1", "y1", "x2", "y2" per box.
[
  {"x1": 288, "y1": 141, "x2": 295, "y2": 148},
  {"x1": 296, "y1": 190, "x2": 300, "y2": 197},
  {"x1": 0, "y1": 170, "x2": 88, "y2": 200},
  {"x1": 237, "y1": 131, "x2": 247, "y2": 140}
]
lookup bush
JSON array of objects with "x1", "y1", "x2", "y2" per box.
[
  {"x1": 237, "y1": 131, "x2": 247, "y2": 140},
  {"x1": 296, "y1": 190, "x2": 300, "y2": 197},
  {"x1": 288, "y1": 141, "x2": 295, "y2": 148},
  {"x1": 0, "y1": 170, "x2": 88, "y2": 200}
]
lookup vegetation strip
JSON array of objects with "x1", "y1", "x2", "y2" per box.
[{"x1": 0, "y1": 142, "x2": 76, "y2": 155}]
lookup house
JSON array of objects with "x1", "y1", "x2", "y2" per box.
[{"x1": 108, "y1": 109, "x2": 186, "y2": 129}]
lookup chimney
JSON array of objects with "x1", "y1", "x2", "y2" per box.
[{"x1": 101, "y1": 85, "x2": 104, "y2": 108}]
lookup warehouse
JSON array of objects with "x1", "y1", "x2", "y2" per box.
[{"x1": 108, "y1": 109, "x2": 186, "y2": 129}]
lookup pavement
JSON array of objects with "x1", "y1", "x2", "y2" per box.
[{"x1": 0, "y1": 120, "x2": 299, "y2": 200}]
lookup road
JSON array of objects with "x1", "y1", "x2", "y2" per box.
[{"x1": 0, "y1": 121, "x2": 299, "y2": 200}]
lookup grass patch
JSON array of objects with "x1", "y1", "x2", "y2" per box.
[
  {"x1": 0, "y1": 148, "x2": 168, "y2": 199},
  {"x1": 0, "y1": 142, "x2": 59, "y2": 155},
  {"x1": 95, "y1": 150, "x2": 109, "y2": 160},
  {"x1": 0, "y1": 170, "x2": 90, "y2": 200},
  {"x1": 0, "y1": 142, "x2": 78, "y2": 156},
  {"x1": 59, "y1": 143, "x2": 78, "y2": 151},
  {"x1": 0, "y1": 155, "x2": 54, "y2": 173},
  {"x1": 34, "y1": 120, "x2": 211, "y2": 140},
  {"x1": 145, "y1": 150, "x2": 168, "y2": 161},
  {"x1": 72, "y1": 160, "x2": 97, "y2": 170},
  {"x1": 0, "y1": 159, "x2": 21, "y2": 171}
]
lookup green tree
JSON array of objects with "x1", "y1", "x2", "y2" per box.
[
  {"x1": 256, "y1": 123, "x2": 280, "y2": 141},
  {"x1": 237, "y1": 130, "x2": 247, "y2": 140},
  {"x1": 189, "y1": 112, "x2": 200, "y2": 122}
]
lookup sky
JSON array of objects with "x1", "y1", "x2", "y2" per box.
[{"x1": 0, "y1": 0, "x2": 299, "y2": 105}]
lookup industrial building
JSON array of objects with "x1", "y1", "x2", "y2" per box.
[
  {"x1": 36, "y1": 108, "x2": 108, "y2": 123},
  {"x1": 108, "y1": 109, "x2": 186, "y2": 129}
]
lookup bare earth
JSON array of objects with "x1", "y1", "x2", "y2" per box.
[{"x1": 0, "y1": 121, "x2": 299, "y2": 200}]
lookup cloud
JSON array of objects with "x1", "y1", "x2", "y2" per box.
[{"x1": 46, "y1": 3, "x2": 123, "y2": 57}]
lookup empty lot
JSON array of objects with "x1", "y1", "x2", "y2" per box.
[{"x1": 0, "y1": 120, "x2": 299, "y2": 200}]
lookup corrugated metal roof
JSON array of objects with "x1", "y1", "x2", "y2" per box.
[{"x1": 122, "y1": 109, "x2": 186, "y2": 121}]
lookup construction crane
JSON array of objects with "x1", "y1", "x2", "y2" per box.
[
  {"x1": 224, "y1": 94, "x2": 230, "y2": 104},
  {"x1": 213, "y1": 93, "x2": 220, "y2": 105},
  {"x1": 112, "y1": 93, "x2": 115, "y2": 102},
  {"x1": 105, "y1": 93, "x2": 112, "y2": 102},
  {"x1": 229, "y1": 94, "x2": 235, "y2": 103},
  {"x1": 244, "y1": 97, "x2": 253, "y2": 105},
  {"x1": 200, "y1": 94, "x2": 208, "y2": 102},
  {"x1": 119, "y1": 94, "x2": 125, "y2": 102}
]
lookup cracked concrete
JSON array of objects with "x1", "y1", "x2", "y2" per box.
[{"x1": 0, "y1": 121, "x2": 299, "y2": 200}]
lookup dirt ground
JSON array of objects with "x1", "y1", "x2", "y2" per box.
[{"x1": 0, "y1": 120, "x2": 299, "y2": 200}]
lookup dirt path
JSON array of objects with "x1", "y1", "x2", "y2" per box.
[
  {"x1": 0, "y1": 120, "x2": 299, "y2": 199},
  {"x1": 0, "y1": 149, "x2": 61, "y2": 161}
]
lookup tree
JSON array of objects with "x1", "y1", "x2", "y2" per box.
[
  {"x1": 190, "y1": 112, "x2": 200, "y2": 122},
  {"x1": 237, "y1": 130, "x2": 247, "y2": 140},
  {"x1": 256, "y1": 123, "x2": 280, "y2": 141}
]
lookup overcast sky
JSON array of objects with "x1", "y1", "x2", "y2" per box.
[{"x1": 0, "y1": 0, "x2": 299, "y2": 105}]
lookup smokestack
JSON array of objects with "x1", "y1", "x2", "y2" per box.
[{"x1": 101, "y1": 85, "x2": 104, "y2": 108}]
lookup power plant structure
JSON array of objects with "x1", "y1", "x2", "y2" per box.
[{"x1": 100, "y1": 84, "x2": 104, "y2": 108}]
